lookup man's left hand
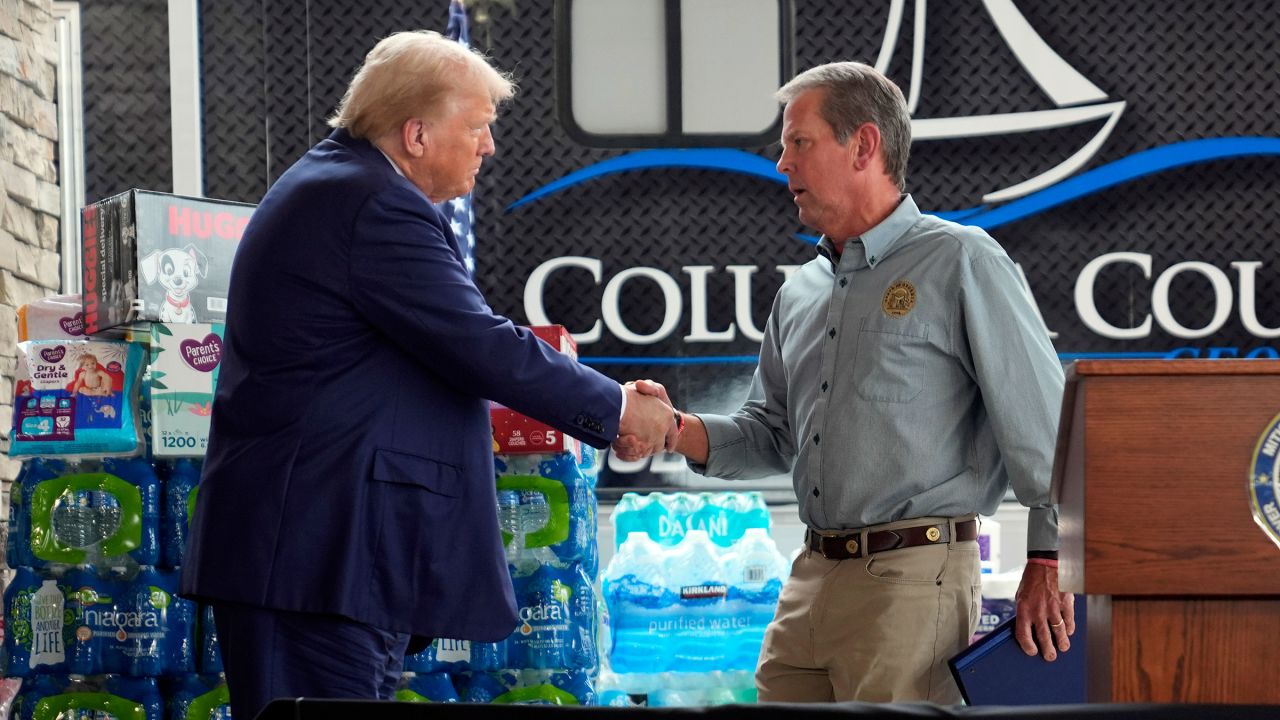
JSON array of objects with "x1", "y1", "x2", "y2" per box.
[{"x1": 1013, "y1": 562, "x2": 1075, "y2": 661}]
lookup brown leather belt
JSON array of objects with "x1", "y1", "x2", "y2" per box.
[{"x1": 805, "y1": 519, "x2": 978, "y2": 560}]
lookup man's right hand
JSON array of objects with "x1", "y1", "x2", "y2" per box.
[{"x1": 614, "y1": 384, "x2": 676, "y2": 461}]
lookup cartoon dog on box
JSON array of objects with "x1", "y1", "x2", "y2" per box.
[{"x1": 141, "y1": 245, "x2": 208, "y2": 322}]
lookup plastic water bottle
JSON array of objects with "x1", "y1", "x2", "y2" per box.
[
  {"x1": 602, "y1": 532, "x2": 671, "y2": 673},
  {"x1": 690, "y1": 493, "x2": 731, "y2": 546},
  {"x1": 13, "y1": 673, "x2": 65, "y2": 719},
  {"x1": 660, "y1": 493, "x2": 701, "y2": 546},
  {"x1": 64, "y1": 563, "x2": 108, "y2": 676},
  {"x1": 511, "y1": 564, "x2": 576, "y2": 669},
  {"x1": 611, "y1": 493, "x2": 644, "y2": 547},
  {"x1": 469, "y1": 633, "x2": 509, "y2": 673},
  {"x1": 10, "y1": 460, "x2": 67, "y2": 569},
  {"x1": 7, "y1": 463, "x2": 29, "y2": 569},
  {"x1": 519, "y1": 489, "x2": 558, "y2": 566},
  {"x1": 596, "y1": 670, "x2": 632, "y2": 706},
  {"x1": 161, "y1": 458, "x2": 201, "y2": 568},
  {"x1": 613, "y1": 493, "x2": 671, "y2": 548},
  {"x1": 520, "y1": 488, "x2": 550, "y2": 533},
  {"x1": 462, "y1": 671, "x2": 516, "y2": 703},
  {"x1": 119, "y1": 566, "x2": 166, "y2": 676},
  {"x1": 701, "y1": 671, "x2": 739, "y2": 705},
  {"x1": 567, "y1": 564, "x2": 598, "y2": 671},
  {"x1": 104, "y1": 675, "x2": 164, "y2": 720},
  {"x1": 738, "y1": 492, "x2": 772, "y2": 539},
  {"x1": 396, "y1": 672, "x2": 460, "y2": 703},
  {"x1": 29, "y1": 578, "x2": 67, "y2": 671},
  {"x1": 729, "y1": 527, "x2": 787, "y2": 670},
  {"x1": 199, "y1": 603, "x2": 224, "y2": 674},
  {"x1": 564, "y1": 468, "x2": 599, "y2": 579},
  {"x1": 3, "y1": 566, "x2": 46, "y2": 677},
  {"x1": 49, "y1": 486, "x2": 111, "y2": 552},
  {"x1": 496, "y1": 489, "x2": 522, "y2": 558},
  {"x1": 666, "y1": 530, "x2": 730, "y2": 671},
  {"x1": 168, "y1": 674, "x2": 231, "y2": 720},
  {"x1": 118, "y1": 566, "x2": 196, "y2": 676},
  {"x1": 102, "y1": 456, "x2": 161, "y2": 566}
]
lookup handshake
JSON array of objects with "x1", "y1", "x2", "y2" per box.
[{"x1": 614, "y1": 379, "x2": 680, "y2": 462}]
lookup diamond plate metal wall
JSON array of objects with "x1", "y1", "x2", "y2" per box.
[{"x1": 80, "y1": 0, "x2": 172, "y2": 203}]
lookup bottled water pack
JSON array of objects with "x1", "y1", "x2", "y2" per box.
[
  {"x1": 12, "y1": 674, "x2": 164, "y2": 720},
  {"x1": 15, "y1": 458, "x2": 160, "y2": 570},
  {"x1": 612, "y1": 491, "x2": 770, "y2": 549},
  {"x1": 603, "y1": 527, "x2": 786, "y2": 674},
  {"x1": 494, "y1": 452, "x2": 598, "y2": 577},
  {"x1": 5, "y1": 565, "x2": 196, "y2": 678},
  {"x1": 461, "y1": 668, "x2": 595, "y2": 706}
]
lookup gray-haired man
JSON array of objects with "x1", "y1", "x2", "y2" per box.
[{"x1": 626, "y1": 61, "x2": 1071, "y2": 703}]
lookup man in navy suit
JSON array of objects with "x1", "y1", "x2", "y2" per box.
[{"x1": 180, "y1": 30, "x2": 675, "y2": 719}]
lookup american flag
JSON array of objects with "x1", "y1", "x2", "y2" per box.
[{"x1": 438, "y1": 0, "x2": 477, "y2": 274}]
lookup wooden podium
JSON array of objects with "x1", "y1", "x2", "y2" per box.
[{"x1": 1053, "y1": 359, "x2": 1280, "y2": 703}]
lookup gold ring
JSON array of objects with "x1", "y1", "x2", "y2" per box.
[{"x1": 1049, "y1": 620, "x2": 1064, "y2": 628}]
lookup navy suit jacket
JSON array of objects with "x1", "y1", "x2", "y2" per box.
[{"x1": 180, "y1": 129, "x2": 621, "y2": 641}]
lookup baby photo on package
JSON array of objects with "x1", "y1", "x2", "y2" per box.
[{"x1": 11, "y1": 339, "x2": 145, "y2": 457}]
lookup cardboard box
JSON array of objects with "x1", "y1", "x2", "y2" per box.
[
  {"x1": 490, "y1": 325, "x2": 582, "y2": 459},
  {"x1": 148, "y1": 322, "x2": 225, "y2": 457},
  {"x1": 81, "y1": 189, "x2": 255, "y2": 334}
]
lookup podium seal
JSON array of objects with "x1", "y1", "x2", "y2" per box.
[{"x1": 1248, "y1": 412, "x2": 1280, "y2": 550}]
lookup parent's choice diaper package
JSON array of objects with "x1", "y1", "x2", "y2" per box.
[{"x1": 11, "y1": 339, "x2": 146, "y2": 458}]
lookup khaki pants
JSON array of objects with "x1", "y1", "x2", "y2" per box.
[{"x1": 756, "y1": 516, "x2": 981, "y2": 703}]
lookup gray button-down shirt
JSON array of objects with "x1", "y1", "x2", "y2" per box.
[{"x1": 693, "y1": 195, "x2": 1064, "y2": 552}]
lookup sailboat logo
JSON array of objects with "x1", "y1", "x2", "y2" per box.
[
  {"x1": 884, "y1": 0, "x2": 1124, "y2": 203},
  {"x1": 512, "y1": 1, "x2": 1279, "y2": 229}
]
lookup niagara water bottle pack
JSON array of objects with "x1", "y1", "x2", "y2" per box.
[
  {"x1": 3, "y1": 455, "x2": 221, "y2": 684},
  {"x1": 10, "y1": 674, "x2": 165, "y2": 720},
  {"x1": 394, "y1": 668, "x2": 596, "y2": 706},
  {"x1": 402, "y1": 440, "x2": 603, "y2": 703},
  {"x1": 7, "y1": 457, "x2": 160, "y2": 571},
  {"x1": 3, "y1": 564, "x2": 195, "y2": 679}
]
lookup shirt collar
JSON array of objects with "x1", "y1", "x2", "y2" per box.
[
  {"x1": 375, "y1": 145, "x2": 407, "y2": 178},
  {"x1": 816, "y1": 194, "x2": 921, "y2": 270}
]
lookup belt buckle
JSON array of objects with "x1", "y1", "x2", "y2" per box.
[{"x1": 843, "y1": 537, "x2": 859, "y2": 556}]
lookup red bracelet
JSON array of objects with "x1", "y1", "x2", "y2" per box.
[
  {"x1": 673, "y1": 410, "x2": 686, "y2": 435},
  {"x1": 1027, "y1": 558, "x2": 1059, "y2": 569}
]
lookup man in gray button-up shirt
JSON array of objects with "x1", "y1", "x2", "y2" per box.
[{"x1": 623, "y1": 62, "x2": 1072, "y2": 703}]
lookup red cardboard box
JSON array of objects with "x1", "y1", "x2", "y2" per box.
[{"x1": 490, "y1": 326, "x2": 582, "y2": 459}]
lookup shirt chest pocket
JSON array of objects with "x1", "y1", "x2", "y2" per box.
[{"x1": 852, "y1": 318, "x2": 930, "y2": 403}]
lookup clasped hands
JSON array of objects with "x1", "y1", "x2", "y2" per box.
[{"x1": 613, "y1": 379, "x2": 678, "y2": 461}]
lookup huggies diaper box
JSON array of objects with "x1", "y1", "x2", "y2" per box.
[
  {"x1": 490, "y1": 325, "x2": 583, "y2": 459},
  {"x1": 80, "y1": 190, "x2": 255, "y2": 335}
]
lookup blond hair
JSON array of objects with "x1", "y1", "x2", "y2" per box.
[{"x1": 328, "y1": 30, "x2": 515, "y2": 140}]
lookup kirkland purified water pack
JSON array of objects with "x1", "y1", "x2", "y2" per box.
[{"x1": 603, "y1": 528, "x2": 786, "y2": 675}]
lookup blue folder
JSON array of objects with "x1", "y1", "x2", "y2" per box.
[{"x1": 948, "y1": 605, "x2": 1087, "y2": 705}]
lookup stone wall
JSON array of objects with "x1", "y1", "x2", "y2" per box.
[{"x1": 0, "y1": 0, "x2": 61, "y2": 492}]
